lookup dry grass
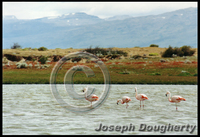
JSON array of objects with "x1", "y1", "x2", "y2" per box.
[
  {"x1": 112, "y1": 47, "x2": 198, "y2": 58},
  {"x1": 3, "y1": 47, "x2": 198, "y2": 58},
  {"x1": 3, "y1": 48, "x2": 82, "y2": 57}
]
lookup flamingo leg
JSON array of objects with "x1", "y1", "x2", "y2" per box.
[
  {"x1": 176, "y1": 103, "x2": 177, "y2": 110},
  {"x1": 143, "y1": 101, "x2": 144, "y2": 108},
  {"x1": 126, "y1": 103, "x2": 129, "y2": 109}
]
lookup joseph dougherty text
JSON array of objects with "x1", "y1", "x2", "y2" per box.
[{"x1": 95, "y1": 123, "x2": 196, "y2": 134}]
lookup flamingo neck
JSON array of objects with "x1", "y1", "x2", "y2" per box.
[
  {"x1": 84, "y1": 90, "x2": 88, "y2": 98},
  {"x1": 168, "y1": 93, "x2": 172, "y2": 102},
  {"x1": 117, "y1": 99, "x2": 123, "y2": 104},
  {"x1": 135, "y1": 89, "x2": 138, "y2": 98}
]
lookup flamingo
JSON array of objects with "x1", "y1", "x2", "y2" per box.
[
  {"x1": 135, "y1": 87, "x2": 148, "y2": 108},
  {"x1": 82, "y1": 87, "x2": 99, "y2": 107},
  {"x1": 117, "y1": 96, "x2": 131, "y2": 108},
  {"x1": 165, "y1": 91, "x2": 186, "y2": 110}
]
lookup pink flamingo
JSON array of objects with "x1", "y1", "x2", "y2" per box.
[
  {"x1": 135, "y1": 87, "x2": 148, "y2": 108},
  {"x1": 117, "y1": 96, "x2": 131, "y2": 108},
  {"x1": 82, "y1": 87, "x2": 99, "y2": 107},
  {"x1": 165, "y1": 91, "x2": 186, "y2": 110}
]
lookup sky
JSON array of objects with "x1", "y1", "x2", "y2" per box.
[{"x1": 3, "y1": 2, "x2": 198, "y2": 19}]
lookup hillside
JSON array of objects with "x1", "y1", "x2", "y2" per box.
[{"x1": 3, "y1": 7, "x2": 197, "y2": 49}]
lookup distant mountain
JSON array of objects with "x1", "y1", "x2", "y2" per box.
[
  {"x1": 3, "y1": 15, "x2": 18, "y2": 20},
  {"x1": 3, "y1": 7, "x2": 197, "y2": 49},
  {"x1": 105, "y1": 15, "x2": 132, "y2": 21},
  {"x1": 36, "y1": 12, "x2": 104, "y2": 26}
]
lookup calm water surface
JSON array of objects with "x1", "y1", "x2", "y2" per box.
[{"x1": 3, "y1": 84, "x2": 197, "y2": 135}]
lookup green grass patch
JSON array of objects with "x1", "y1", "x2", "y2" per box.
[
  {"x1": 149, "y1": 53, "x2": 159, "y2": 56},
  {"x1": 149, "y1": 72, "x2": 161, "y2": 76},
  {"x1": 3, "y1": 59, "x2": 197, "y2": 84},
  {"x1": 177, "y1": 72, "x2": 192, "y2": 76},
  {"x1": 193, "y1": 73, "x2": 198, "y2": 76}
]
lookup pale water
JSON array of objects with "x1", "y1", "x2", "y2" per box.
[{"x1": 3, "y1": 84, "x2": 197, "y2": 135}]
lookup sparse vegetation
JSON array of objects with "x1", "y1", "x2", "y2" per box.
[
  {"x1": 22, "y1": 47, "x2": 31, "y2": 51},
  {"x1": 32, "y1": 48, "x2": 38, "y2": 51}
]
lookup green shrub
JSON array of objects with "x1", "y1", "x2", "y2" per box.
[
  {"x1": 72, "y1": 57, "x2": 82, "y2": 62},
  {"x1": 150, "y1": 44, "x2": 159, "y2": 47},
  {"x1": 181, "y1": 45, "x2": 195, "y2": 56},
  {"x1": 177, "y1": 72, "x2": 192, "y2": 76},
  {"x1": 38, "y1": 56, "x2": 48, "y2": 64},
  {"x1": 162, "y1": 45, "x2": 195, "y2": 57},
  {"x1": 162, "y1": 46, "x2": 174, "y2": 57},
  {"x1": 11, "y1": 43, "x2": 22, "y2": 49},
  {"x1": 119, "y1": 69, "x2": 130, "y2": 74},
  {"x1": 173, "y1": 47, "x2": 184, "y2": 57},
  {"x1": 149, "y1": 72, "x2": 161, "y2": 76},
  {"x1": 38, "y1": 46, "x2": 48, "y2": 51},
  {"x1": 193, "y1": 73, "x2": 198, "y2": 76},
  {"x1": 132, "y1": 55, "x2": 142, "y2": 59},
  {"x1": 149, "y1": 53, "x2": 159, "y2": 56},
  {"x1": 84, "y1": 46, "x2": 128, "y2": 57}
]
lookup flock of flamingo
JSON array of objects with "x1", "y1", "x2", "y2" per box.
[{"x1": 82, "y1": 87, "x2": 186, "y2": 110}]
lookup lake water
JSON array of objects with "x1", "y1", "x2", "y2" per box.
[{"x1": 3, "y1": 84, "x2": 197, "y2": 135}]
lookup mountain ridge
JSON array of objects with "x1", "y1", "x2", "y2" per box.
[{"x1": 3, "y1": 7, "x2": 197, "y2": 49}]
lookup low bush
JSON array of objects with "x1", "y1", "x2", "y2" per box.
[
  {"x1": 132, "y1": 55, "x2": 142, "y2": 59},
  {"x1": 72, "y1": 57, "x2": 82, "y2": 62},
  {"x1": 38, "y1": 56, "x2": 48, "y2": 64},
  {"x1": 149, "y1": 72, "x2": 161, "y2": 76},
  {"x1": 11, "y1": 43, "x2": 22, "y2": 49},
  {"x1": 181, "y1": 45, "x2": 195, "y2": 56},
  {"x1": 38, "y1": 46, "x2": 48, "y2": 51},
  {"x1": 84, "y1": 46, "x2": 128, "y2": 57},
  {"x1": 162, "y1": 45, "x2": 195, "y2": 57},
  {"x1": 193, "y1": 73, "x2": 198, "y2": 76},
  {"x1": 149, "y1": 44, "x2": 159, "y2": 47}
]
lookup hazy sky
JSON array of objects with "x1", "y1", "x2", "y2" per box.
[{"x1": 3, "y1": 2, "x2": 198, "y2": 19}]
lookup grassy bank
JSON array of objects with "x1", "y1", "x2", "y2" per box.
[{"x1": 3, "y1": 58, "x2": 197, "y2": 84}]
